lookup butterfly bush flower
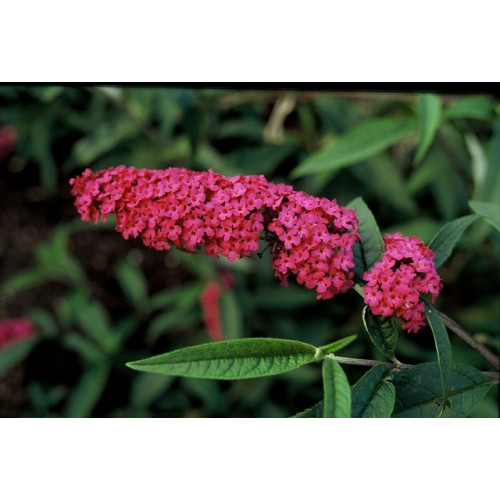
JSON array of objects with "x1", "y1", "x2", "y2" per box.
[
  {"x1": 70, "y1": 166, "x2": 360, "y2": 300},
  {"x1": 268, "y1": 191, "x2": 359, "y2": 300},
  {"x1": 70, "y1": 166, "x2": 291, "y2": 262},
  {"x1": 0, "y1": 318, "x2": 36, "y2": 349},
  {"x1": 362, "y1": 233, "x2": 442, "y2": 333},
  {"x1": 200, "y1": 281, "x2": 224, "y2": 341}
]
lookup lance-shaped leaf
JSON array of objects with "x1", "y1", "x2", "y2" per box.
[
  {"x1": 0, "y1": 337, "x2": 38, "y2": 378},
  {"x1": 469, "y1": 200, "x2": 500, "y2": 234},
  {"x1": 414, "y1": 93, "x2": 442, "y2": 164},
  {"x1": 114, "y1": 259, "x2": 148, "y2": 309},
  {"x1": 322, "y1": 355, "x2": 351, "y2": 418},
  {"x1": 291, "y1": 400, "x2": 324, "y2": 418},
  {"x1": 362, "y1": 307, "x2": 398, "y2": 361},
  {"x1": 443, "y1": 95, "x2": 493, "y2": 120},
  {"x1": 347, "y1": 197, "x2": 384, "y2": 278},
  {"x1": 351, "y1": 364, "x2": 395, "y2": 418},
  {"x1": 429, "y1": 214, "x2": 480, "y2": 267},
  {"x1": 64, "y1": 361, "x2": 111, "y2": 418},
  {"x1": 318, "y1": 334, "x2": 358, "y2": 356},
  {"x1": 291, "y1": 117, "x2": 416, "y2": 178},
  {"x1": 424, "y1": 301, "x2": 452, "y2": 411},
  {"x1": 126, "y1": 338, "x2": 317, "y2": 380},
  {"x1": 393, "y1": 362, "x2": 494, "y2": 417}
]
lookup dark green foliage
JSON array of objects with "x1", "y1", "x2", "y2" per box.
[
  {"x1": 0, "y1": 87, "x2": 498, "y2": 417},
  {"x1": 393, "y1": 363, "x2": 494, "y2": 417},
  {"x1": 362, "y1": 307, "x2": 398, "y2": 361},
  {"x1": 351, "y1": 364, "x2": 395, "y2": 418}
]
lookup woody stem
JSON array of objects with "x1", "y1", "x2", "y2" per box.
[
  {"x1": 332, "y1": 356, "x2": 499, "y2": 381},
  {"x1": 353, "y1": 284, "x2": 499, "y2": 371},
  {"x1": 436, "y1": 310, "x2": 500, "y2": 371}
]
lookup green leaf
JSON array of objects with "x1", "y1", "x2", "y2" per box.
[
  {"x1": 469, "y1": 200, "x2": 500, "y2": 233},
  {"x1": 114, "y1": 259, "x2": 148, "y2": 309},
  {"x1": 147, "y1": 282, "x2": 204, "y2": 312},
  {"x1": 414, "y1": 93, "x2": 442, "y2": 164},
  {"x1": 406, "y1": 154, "x2": 443, "y2": 194},
  {"x1": 217, "y1": 118, "x2": 265, "y2": 141},
  {"x1": 0, "y1": 337, "x2": 38, "y2": 378},
  {"x1": 227, "y1": 143, "x2": 296, "y2": 176},
  {"x1": 385, "y1": 217, "x2": 442, "y2": 243},
  {"x1": 1, "y1": 268, "x2": 49, "y2": 296},
  {"x1": 220, "y1": 289, "x2": 243, "y2": 340},
  {"x1": 350, "y1": 156, "x2": 418, "y2": 216},
  {"x1": 347, "y1": 197, "x2": 384, "y2": 277},
  {"x1": 291, "y1": 400, "x2": 324, "y2": 418},
  {"x1": 28, "y1": 382, "x2": 67, "y2": 415},
  {"x1": 430, "y1": 160, "x2": 468, "y2": 221},
  {"x1": 130, "y1": 372, "x2": 175, "y2": 408},
  {"x1": 28, "y1": 308, "x2": 58, "y2": 337},
  {"x1": 185, "y1": 105, "x2": 205, "y2": 155},
  {"x1": 148, "y1": 311, "x2": 196, "y2": 338},
  {"x1": 114, "y1": 316, "x2": 140, "y2": 345},
  {"x1": 72, "y1": 119, "x2": 140, "y2": 165},
  {"x1": 424, "y1": 301, "x2": 452, "y2": 412},
  {"x1": 127, "y1": 338, "x2": 317, "y2": 380},
  {"x1": 31, "y1": 115, "x2": 58, "y2": 195},
  {"x1": 393, "y1": 362, "x2": 494, "y2": 417},
  {"x1": 465, "y1": 133, "x2": 488, "y2": 198},
  {"x1": 322, "y1": 355, "x2": 351, "y2": 418},
  {"x1": 362, "y1": 307, "x2": 398, "y2": 361},
  {"x1": 351, "y1": 364, "x2": 395, "y2": 418},
  {"x1": 482, "y1": 117, "x2": 500, "y2": 203},
  {"x1": 147, "y1": 302, "x2": 200, "y2": 338},
  {"x1": 319, "y1": 334, "x2": 358, "y2": 355},
  {"x1": 75, "y1": 301, "x2": 117, "y2": 353},
  {"x1": 251, "y1": 283, "x2": 317, "y2": 310},
  {"x1": 444, "y1": 95, "x2": 493, "y2": 120},
  {"x1": 291, "y1": 117, "x2": 416, "y2": 178},
  {"x1": 64, "y1": 361, "x2": 110, "y2": 417},
  {"x1": 429, "y1": 214, "x2": 480, "y2": 267},
  {"x1": 31, "y1": 85, "x2": 65, "y2": 102},
  {"x1": 63, "y1": 333, "x2": 104, "y2": 363},
  {"x1": 56, "y1": 287, "x2": 91, "y2": 331},
  {"x1": 34, "y1": 226, "x2": 86, "y2": 285}
]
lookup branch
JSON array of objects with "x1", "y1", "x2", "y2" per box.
[
  {"x1": 436, "y1": 310, "x2": 500, "y2": 371},
  {"x1": 333, "y1": 355, "x2": 412, "y2": 370},
  {"x1": 217, "y1": 90, "x2": 461, "y2": 110},
  {"x1": 354, "y1": 284, "x2": 499, "y2": 372},
  {"x1": 332, "y1": 355, "x2": 499, "y2": 381}
]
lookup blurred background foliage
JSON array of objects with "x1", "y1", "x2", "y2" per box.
[{"x1": 0, "y1": 86, "x2": 498, "y2": 417}]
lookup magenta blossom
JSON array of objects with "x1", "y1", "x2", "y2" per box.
[
  {"x1": 70, "y1": 166, "x2": 360, "y2": 300},
  {"x1": 200, "y1": 281, "x2": 224, "y2": 342},
  {"x1": 0, "y1": 318, "x2": 36, "y2": 349},
  {"x1": 70, "y1": 166, "x2": 291, "y2": 261},
  {"x1": 268, "y1": 191, "x2": 359, "y2": 300},
  {"x1": 362, "y1": 233, "x2": 442, "y2": 333},
  {"x1": 0, "y1": 125, "x2": 17, "y2": 163}
]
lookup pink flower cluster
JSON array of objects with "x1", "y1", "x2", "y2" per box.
[
  {"x1": 0, "y1": 125, "x2": 17, "y2": 163},
  {"x1": 363, "y1": 233, "x2": 442, "y2": 333},
  {"x1": 70, "y1": 166, "x2": 360, "y2": 300},
  {"x1": 70, "y1": 166, "x2": 290, "y2": 262},
  {"x1": 200, "y1": 281, "x2": 224, "y2": 341},
  {"x1": 269, "y1": 192, "x2": 359, "y2": 300},
  {"x1": 0, "y1": 318, "x2": 36, "y2": 349}
]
